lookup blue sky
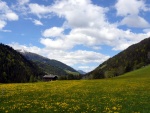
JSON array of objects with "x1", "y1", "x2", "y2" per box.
[{"x1": 0, "y1": 0, "x2": 150, "y2": 72}]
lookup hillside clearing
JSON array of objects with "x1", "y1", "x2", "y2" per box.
[{"x1": 0, "y1": 66, "x2": 150, "y2": 113}]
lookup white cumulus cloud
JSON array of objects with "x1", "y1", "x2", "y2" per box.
[
  {"x1": 115, "y1": 0, "x2": 146, "y2": 16},
  {"x1": 42, "y1": 27, "x2": 64, "y2": 37},
  {"x1": 51, "y1": 0, "x2": 108, "y2": 28},
  {"x1": 26, "y1": 0, "x2": 150, "y2": 53},
  {"x1": 5, "y1": 12, "x2": 19, "y2": 21},
  {"x1": 29, "y1": 3, "x2": 51, "y2": 17},
  {"x1": 17, "y1": 0, "x2": 29, "y2": 5},
  {"x1": 115, "y1": 0, "x2": 150, "y2": 28},
  {"x1": 0, "y1": 1, "x2": 19, "y2": 31},
  {"x1": 0, "y1": 20, "x2": 6, "y2": 30},
  {"x1": 33, "y1": 19, "x2": 43, "y2": 26},
  {"x1": 120, "y1": 15, "x2": 150, "y2": 28}
]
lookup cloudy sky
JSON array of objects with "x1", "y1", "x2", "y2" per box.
[{"x1": 0, "y1": 0, "x2": 150, "y2": 72}]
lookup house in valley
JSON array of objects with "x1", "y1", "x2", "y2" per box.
[{"x1": 43, "y1": 75, "x2": 58, "y2": 81}]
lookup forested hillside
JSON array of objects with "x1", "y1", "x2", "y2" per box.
[
  {"x1": 85, "y1": 37, "x2": 150, "y2": 79},
  {"x1": 0, "y1": 44, "x2": 45, "y2": 83},
  {"x1": 19, "y1": 51, "x2": 78, "y2": 76}
]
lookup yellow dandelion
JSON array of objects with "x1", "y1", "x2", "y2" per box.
[{"x1": 112, "y1": 106, "x2": 117, "y2": 110}]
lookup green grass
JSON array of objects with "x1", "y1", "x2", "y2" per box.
[
  {"x1": 117, "y1": 65, "x2": 150, "y2": 79},
  {"x1": 0, "y1": 66, "x2": 150, "y2": 113}
]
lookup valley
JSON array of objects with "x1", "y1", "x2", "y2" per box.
[
  {"x1": 0, "y1": 0, "x2": 150, "y2": 112},
  {"x1": 0, "y1": 65, "x2": 149, "y2": 112}
]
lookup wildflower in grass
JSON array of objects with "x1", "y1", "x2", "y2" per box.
[
  {"x1": 56, "y1": 102, "x2": 60, "y2": 106},
  {"x1": 112, "y1": 106, "x2": 117, "y2": 110},
  {"x1": 91, "y1": 107, "x2": 97, "y2": 112},
  {"x1": 72, "y1": 105, "x2": 80, "y2": 111},
  {"x1": 60, "y1": 102, "x2": 68, "y2": 108},
  {"x1": 105, "y1": 106, "x2": 110, "y2": 111},
  {"x1": 0, "y1": 76, "x2": 149, "y2": 113}
]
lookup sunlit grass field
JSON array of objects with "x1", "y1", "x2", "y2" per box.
[{"x1": 0, "y1": 66, "x2": 150, "y2": 113}]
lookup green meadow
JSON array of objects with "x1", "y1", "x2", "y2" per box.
[{"x1": 0, "y1": 66, "x2": 150, "y2": 113}]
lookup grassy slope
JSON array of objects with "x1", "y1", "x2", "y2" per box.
[
  {"x1": 116, "y1": 65, "x2": 150, "y2": 79},
  {"x1": 0, "y1": 66, "x2": 149, "y2": 113}
]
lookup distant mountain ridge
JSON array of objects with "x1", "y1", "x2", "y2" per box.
[
  {"x1": 0, "y1": 44, "x2": 45, "y2": 83},
  {"x1": 85, "y1": 37, "x2": 150, "y2": 79},
  {"x1": 78, "y1": 70, "x2": 86, "y2": 74},
  {"x1": 19, "y1": 51, "x2": 78, "y2": 76}
]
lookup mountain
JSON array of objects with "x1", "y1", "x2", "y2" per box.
[
  {"x1": 85, "y1": 37, "x2": 150, "y2": 79},
  {"x1": 0, "y1": 44, "x2": 45, "y2": 83},
  {"x1": 78, "y1": 70, "x2": 86, "y2": 74},
  {"x1": 19, "y1": 51, "x2": 78, "y2": 76}
]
